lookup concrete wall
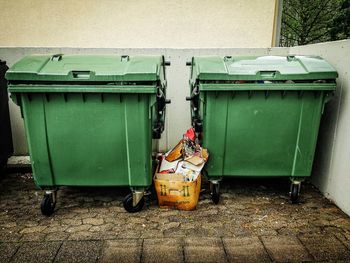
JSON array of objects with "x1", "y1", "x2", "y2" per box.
[
  {"x1": 290, "y1": 40, "x2": 350, "y2": 216},
  {"x1": 0, "y1": 0, "x2": 277, "y2": 48}
]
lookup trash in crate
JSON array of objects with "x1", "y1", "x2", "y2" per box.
[
  {"x1": 154, "y1": 128, "x2": 209, "y2": 210},
  {"x1": 160, "y1": 127, "x2": 208, "y2": 181}
]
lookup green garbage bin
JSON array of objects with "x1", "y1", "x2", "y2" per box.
[
  {"x1": 6, "y1": 54, "x2": 170, "y2": 215},
  {"x1": 187, "y1": 55, "x2": 337, "y2": 204},
  {"x1": 0, "y1": 60, "x2": 13, "y2": 169}
]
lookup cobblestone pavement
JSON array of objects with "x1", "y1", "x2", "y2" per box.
[{"x1": 1, "y1": 173, "x2": 350, "y2": 263}]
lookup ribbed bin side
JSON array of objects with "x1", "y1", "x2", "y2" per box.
[
  {"x1": 19, "y1": 92, "x2": 153, "y2": 188},
  {"x1": 201, "y1": 89, "x2": 325, "y2": 178}
]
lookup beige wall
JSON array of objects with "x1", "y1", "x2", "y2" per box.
[
  {"x1": 290, "y1": 40, "x2": 350, "y2": 216},
  {"x1": 0, "y1": 0, "x2": 277, "y2": 48}
]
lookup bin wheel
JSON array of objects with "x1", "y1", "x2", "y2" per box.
[
  {"x1": 123, "y1": 193, "x2": 145, "y2": 213},
  {"x1": 211, "y1": 183, "x2": 220, "y2": 204},
  {"x1": 290, "y1": 183, "x2": 300, "y2": 204},
  {"x1": 40, "y1": 193, "x2": 56, "y2": 216}
]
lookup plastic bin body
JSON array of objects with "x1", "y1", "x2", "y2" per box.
[
  {"x1": 6, "y1": 55, "x2": 168, "y2": 189},
  {"x1": 0, "y1": 60, "x2": 13, "y2": 168},
  {"x1": 189, "y1": 56, "x2": 337, "y2": 179}
]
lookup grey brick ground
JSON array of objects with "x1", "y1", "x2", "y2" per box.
[
  {"x1": 99, "y1": 239, "x2": 142, "y2": 263},
  {"x1": 54, "y1": 241, "x2": 102, "y2": 263},
  {"x1": 261, "y1": 235, "x2": 313, "y2": 262},
  {"x1": 0, "y1": 243, "x2": 20, "y2": 263},
  {"x1": 11, "y1": 242, "x2": 61, "y2": 263},
  {"x1": 1, "y1": 173, "x2": 350, "y2": 263},
  {"x1": 142, "y1": 238, "x2": 183, "y2": 263},
  {"x1": 223, "y1": 236, "x2": 271, "y2": 262},
  {"x1": 184, "y1": 237, "x2": 227, "y2": 263},
  {"x1": 298, "y1": 234, "x2": 350, "y2": 261}
]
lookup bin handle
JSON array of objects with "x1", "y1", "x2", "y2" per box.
[
  {"x1": 258, "y1": 71, "x2": 279, "y2": 79},
  {"x1": 72, "y1": 71, "x2": 91, "y2": 79},
  {"x1": 51, "y1": 54, "x2": 62, "y2": 61}
]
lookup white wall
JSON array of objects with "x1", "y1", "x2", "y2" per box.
[
  {"x1": 0, "y1": 0, "x2": 277, "y2": 48},
  {"x1": 290, "y1": 40, "x2": 350, "y2": 215}
]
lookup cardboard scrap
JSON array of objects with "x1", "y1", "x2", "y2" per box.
[
  {"x1": 165, "y1": 140, "x2": 183, "y2": 162},
  {"x1": 159, "y1": 158, "x2": 179, "y2": 173},
  {"x1": 161, "y1": 127, "x2": 209, "y2": 182}
]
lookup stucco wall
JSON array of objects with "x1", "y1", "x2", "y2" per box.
[
  {"x1": 290, "y1": 40, "x2": 350, "y2": 216},
  {"x1": 0, "y1": 0, "x2": 277, "y2": 48}
]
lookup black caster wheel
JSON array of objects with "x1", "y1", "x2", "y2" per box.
[
  {"x1": 41, "y1": 193, "x2": 56, "y2": 216},
  {"x1": 211, "y1": 183, "x2": 220, "y2": 204},
  {"x1": 123, "y1": 193, "x2": 145, "y2": 213},
  {"x1": 290, "y1": 183, "x2": 300, "y2": 204}
]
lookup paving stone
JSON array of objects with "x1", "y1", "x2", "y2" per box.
[
  {"x1": 141, "y1": 229, "x2": 164, "y2": 238},
  {"x1": 19, "y1": 225, "x2": 47, "y2": 234},
  {"x1": 20, "y1": 232, "x2": 46, "y2": 242},
  {"x1": 108, "y1": 206, "x2": 126, "y2": 213},
  {"x1": 142, "y1": 238, "x2": 183, "y2": 263},
  {"x1": 158, "y1": 210, "x2": 180, "y2": 217},
  {"x1": 1, "y1": 222, "x2": 17, "y2": 228},
  {"x1": 330, "y1": 217, "x2": 350, "y2": 230},
  {"x1": 299, "y1": 234, "x2": 350, "y2": 261},
  {"x1": 159, "y1": 222, "x2": 180, "y2": 231},
  {"x1": 184, "y1": 237, "x2": 227, "y2": 263},
  {"x1": 163, "y1": 227, "x2": 187, "y2": 237},
  {"x1": 61, "y1": 218, "x2": 82, "y2": 226},
  {"x1": 54, "y1": 210, "x2": 77, "y2": 219},
  {"x1": 45, "y1": 231, "x2": 69, "y2": 241},
  {"x1": 43, "y1": 225, "x2": 68, "y2": 233},
  {"x1": 89, "y1": 207, "x2": 111, "y2": 215},
  {"x1": 223, "y1": 236, "x2": 271, "y2": 262},
  {"x1": 261, "y1": 235, "x2": 313, "y2": 262},
  {"x1": 249, "y1": 227, "x2": 278, "y2": 236},
  {"x1": 54, "y1": 240, "x2": 102, "y2": 263},
  {"x1": 70, "y1": 208, "x2": 89, "y2": 214},
  {"x1": 65, "y1": 224, "x2": 91, "y2": 233},
  {"x1": 68, "y1": 230, "x2": 106, "y2": 241},
  {"x1": 127, "y1": 217, "x2": 147, "y2": 225},
  {"x1": 39, "y1": 219, "x2": 61, "y2": 227},
  {"x1": 0, "y1": 231, "x2": 22, "y2": 242},
  {"x1": 83, "y1": 218, "x2": 104, "y2": 226},
  {"x1": 117, "y1": 230, "x2": 141, "y2": 239},
  {"x1": 0, "y1": 242, "x2": 20, "y2": 263},
  {"x1": 11, "y1": 241, "x2": 61, "y2": 263},
  {"x1": 334, "y1": 232, "x2": 350, "y2": 250},
  {"x1": 22, "y1": 220, "x2": 40, "y2": 227},
  {"x1": 99, "y1": 239, "x2": 142, "y2": 263}
]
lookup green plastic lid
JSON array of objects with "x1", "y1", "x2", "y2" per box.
[
  {"x1": 192, "y1": 56, "x2": 338, "y2": 81},
  {"x1": 6, "y1": 54, "x2": 165, "y2": 82}
]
